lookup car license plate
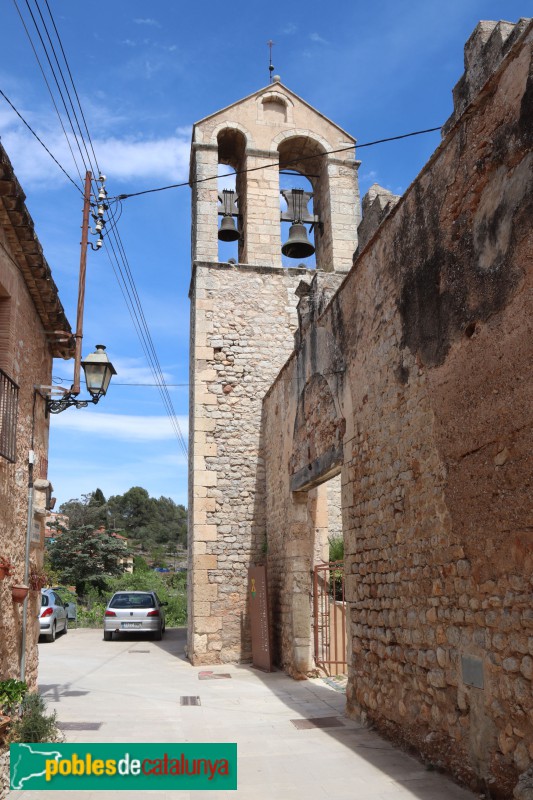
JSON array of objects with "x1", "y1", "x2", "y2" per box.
[{"x1": 121, "y1": 622, "x2": 141, "y2": 629}]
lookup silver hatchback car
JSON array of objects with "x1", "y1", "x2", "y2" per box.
[
  {"x1": 103, "y1": 591, "x2": 167, "y2": 641},
  {"x1": 39, "y1": 589, "x2": 69, "y2": 642}
]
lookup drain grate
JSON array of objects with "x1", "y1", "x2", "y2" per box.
[
  {"x1": 129, "y1": 650, "x2": 150, "y2": 653},
  {"x1": 59, "y1": 722, "x2": 102, "y2": 731},
  {"x1": 61, "y1": 690, "x2": 90, "y2": 697},
  {"x1": 198, "y1": 671, "x2": 231, "y2": 680},
  {"x1": 180, "y1": 696, "x2": 201, "y2": 706},
  {"x1": 291, "y1": 716, "x2": 344, "y2": 730}
]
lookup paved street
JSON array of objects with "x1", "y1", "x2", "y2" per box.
[{"x1": 10, "y1": 628, "x2": 479, "y2": 800}]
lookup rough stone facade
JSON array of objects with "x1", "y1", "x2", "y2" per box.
[
  {"x1": 261, "y1": 18, "x2": 532, "y2": 798},
  {"x1": 0, "y1": 143, "x2": 72, "y2": 687},
  {"x1": 188, "y1": 83, "x2": 360, "y2": 664}
]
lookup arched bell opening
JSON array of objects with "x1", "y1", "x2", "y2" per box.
[
  {"x1": 278, "y1": 136, "x2": 328, "y2": 270},
  {"x1": 217, "y1": 128, "x2": 246, "y2": 263},
  {"x1": 279, "y1": 171, "x2": 316, "y2": 269}
]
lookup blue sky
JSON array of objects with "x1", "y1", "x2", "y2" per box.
[{"x1": 0, "y1": 0, "x2": 527, "y2": 508}]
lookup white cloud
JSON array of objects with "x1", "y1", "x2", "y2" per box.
[
  {"x1": 51, "y1": 411, "x2": 189, "y2": 442},
  {"x1": 109, "y1": 357, "x2": 173, "y2": 385},
  {"x1": 0, "y1": 117, "x2": 191, "y2": 187},
  {"x1": 310, "y1": 32, "x2": 328, "y2": 44},
  {"x1": 281, "y1": 23, "x2": 297, "y2": 35},
  {"x1": 96, "y1": 134, "x2": 190, "y2": 182},
  {"x1": 133, "y1": 18, "x2": 161, "y2": 27}
]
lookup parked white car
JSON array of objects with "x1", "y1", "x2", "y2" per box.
[
  {"x1": 39, "y1": 589, "x2": 68, "y2": 642},
  {"x1": 103, "y1": 591, "x2": 167, "y2": 641}
]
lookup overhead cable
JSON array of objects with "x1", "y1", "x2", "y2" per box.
[{"x1": 113, "y1": 127, "x2": 443, "y2": 201}]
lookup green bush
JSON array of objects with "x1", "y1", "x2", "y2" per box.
[
  {"x1": 0, "y1": 679, "x2": 27, "y2": 715},
  {"x1": 9, "y1": 693, "x2": 62, "y2": 743},
  {"x1": 328, "y1": 535, "x2": 344, "y2": 562},
  {"x1": 76, "y1": 601, "x2": 107, "y2": 628},
  {"x1": 75, "y1": 569, "x2": 187, "y2": 628}
]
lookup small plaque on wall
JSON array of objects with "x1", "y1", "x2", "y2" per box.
[
  {"x1": 248, "y1": 565, "x2": 273, "y2": 672},
  {"x1": 461, "y1": 655, "x2": 484, "y2": 689},
  {"x1": 31, "y1": 520, "x2": 41, "y2": 545}
]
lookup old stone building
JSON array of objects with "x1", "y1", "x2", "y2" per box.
[
  {"x1": 189, "y1": 18, "x2": 532, "y2": 796},
  {"x1": 0, "y1": 142, "x2": 73, "y2": 686}
]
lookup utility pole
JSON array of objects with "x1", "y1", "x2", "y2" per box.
[{"x1": 72, "y1": 171, "x2": 92, "y2": 396}]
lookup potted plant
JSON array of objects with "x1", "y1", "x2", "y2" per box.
[
  {"x1": 0, "y1": 555, "x2": 13, "y2": 581},
  {"x1": 29, "y1": 564, "x2": 48, "y2": 592},
  {"x1": 0, "y1": 679, "x2": 27, "y2": 740},
  {"x1": 11, "y1": 584, "x2": 29, "y2": 603}
]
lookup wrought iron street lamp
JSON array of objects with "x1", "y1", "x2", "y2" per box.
[{"x1": 46, "y1": 344, "x2": 116, "y2": 414}]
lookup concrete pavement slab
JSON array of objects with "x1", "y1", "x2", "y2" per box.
[{"x1": 8, "y1": 628, "x2": 479, "y2": 799}]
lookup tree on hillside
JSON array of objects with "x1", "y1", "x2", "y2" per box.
[
  {"x1": 59, "y1": 490, "x2": 108, "y2": 530},
  {"x1": 47, "y1": 524, "x2": 128, "y2": 596},
  {"x1": 107, "y1": 486, "x2": 152, "y2": 534},
  {"x1": 58, "y1": 486, "x2": 187, "y2": 551}
]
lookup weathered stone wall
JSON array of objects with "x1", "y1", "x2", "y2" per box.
[
  {"x1": 0, "y1": 142, "x2": 71, "y2": 688},
  {"x1": 188, "y1": 260, "x2": 314, "y2": 663},
  {"x1": 263, "y1": 20, "x2": 532, "y2": 796},
  {"x1": 0, "y1": 227, "x2": 53, "y2": 688}
]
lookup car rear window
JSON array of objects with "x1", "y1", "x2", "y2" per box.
[{"x1": 109, "y1": 593, "x2": 154, "y2": 609}]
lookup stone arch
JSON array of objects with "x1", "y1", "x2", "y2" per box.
[
  {"x1": 290, "y1": 372, "x2": 345, "y2": 492},
  {"x1": 271, "y1": 128, "x2": 333, "y2": 157},
  {"x1": 257, "y1": 91, "x2": 294, "y2": 125},
  {"x1": 214, "y1": 127, "x2": 248, "y2": 262},
  {"x1": 275, "y1": 133, "x2": 334, "y2": 270},
  {"x1": 209, "y1": 120, "x2": 254, "y2": 150}
]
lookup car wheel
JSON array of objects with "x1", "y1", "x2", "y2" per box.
[
  {"x1": 153, "y1": 626, "x2": 162, "y2": 641},
  {"x1": 46, "y1": 623, "x2": 56, "y2": 643},
  {"x1": 63, "y1": 618, "x2": 68, "y2": 635},
  {"x1": 103, "y1": 631, "x2": 112, "y2": 641}
]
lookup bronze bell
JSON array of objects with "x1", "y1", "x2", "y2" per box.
[
  {"x1": 218, "y1": 215, "x2": 240, "y2": 242},
  {"x1": 281, "y1": 222, "x2": 315, "y2": 259}
]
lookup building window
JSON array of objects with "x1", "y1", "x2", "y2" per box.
[{"x1": 0, "y1": 367, "x2": 19, "y2": 463}]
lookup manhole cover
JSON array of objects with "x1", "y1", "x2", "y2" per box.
[
  {"x1": 198, "y1": 671, "x2": 231, "y2": 680},
  {"x1": 61, "y1": 691, "x2": 89, "y2": 697},
  {"x1": 290, "y1": 717, "x2": 344, "y2": 730},
  {"x1": 59, "y1": 722, "x2": 102, "y2": 731},
  {"x1": 180, "y1": 696, "x2": 201, "y2": 706}
]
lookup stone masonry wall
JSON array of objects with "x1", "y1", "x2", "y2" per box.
[
  {"x1": 0, "y1": 224, "x2": 53, "y2": 688},
  {"x1": 262, "y1": 20, "x2": 532, "y2": 797},
  {"x1": 188, "y1": 261, "x2": 313, "y2": 664}
]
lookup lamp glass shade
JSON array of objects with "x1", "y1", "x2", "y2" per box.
[{"x1": 81, "y1": 344, "x2": 117, "y2": 397}]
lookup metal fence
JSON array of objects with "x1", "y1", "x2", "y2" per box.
[
  {"x1": 0, "y1": 367, "x2": 19, "y2": 463},
  {"x1": 313, "y1": 560, "x2": 347, "y2": 676}
]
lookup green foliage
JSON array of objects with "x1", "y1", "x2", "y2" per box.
[
  {"x1": 58, "y1": 491, "x2": 108, "y2": 530},
  {"x1": 74, "y1": 568, "x2": 187, "y2": 628},
  {"x1": 328, "y1": 535, "x2": 344, "y2": 562},
  {"x1": 9, "y1": 693, "x2": 62, "y2": 743},
  {"x1": 0, "y1": 679, "x2": 27, "y2": 714},
  {"x1": 77, "y1": 600, "x2": 108, "y2": 628},
  {"x1": 107, "y1": 570, "x2": 187, "y2": 626},
  {"x1": 47, "y1": 525, "x2": 129, "y2": 597},
  {"x1": 133, "y1": 555, "x2": 150, "y2": 572},
  {"x1": 59, "y1": 486, "x2": 187, "y2": 552}
]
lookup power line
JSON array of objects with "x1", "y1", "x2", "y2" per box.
[
  {"x1": 15, "y1": 0, "x2": 189, "y2": 456},
  {"x1": 112, "y1": 126, "x2": 443, "y2": 201},
  {"x1": 0, "y1": 88, "x2": 81, "y2": 191},
  {"x1": 54, "y1": 376, "x2": 189, "y2": 387}
]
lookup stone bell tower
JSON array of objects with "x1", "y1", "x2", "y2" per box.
[{"x1": 188, "y1": 78, "x2": 360, "y2": 665}]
